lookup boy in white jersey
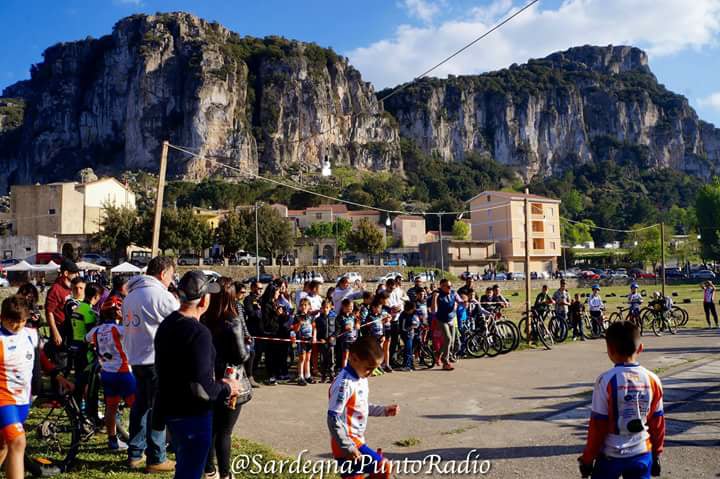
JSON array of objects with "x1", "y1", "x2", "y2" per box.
[
  {"x1": 579, "y1": 321, "x2": 665, "y2": 479},
  {"x1": 86, "y1": 310, "x2": 136, "y2": 450},
  {"x1": 0, "y1": 296, "x2": 37, "y2": 479},
  {"x1": 327, "y1": 336, "x2": 398, "y2": 479}
]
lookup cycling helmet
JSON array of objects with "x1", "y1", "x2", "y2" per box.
[
  {"x1": 591, "y1": 284, "x2": 600, "y2": 290},
  {"x1": 630, "y1": 282, "x2": 638, "y2": 289}
]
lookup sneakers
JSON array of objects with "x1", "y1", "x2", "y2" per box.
[
  {"x1": 371, "y1": 367, "x2": 385, "y2": 377},
  {"x1": 108, "y1": 436, "x2": 128, "y2": 451},
  {"x1": 265, "y1": 377, "x2": 277, "y2": 386},
  {"x1": 306, "y1": 376, "x2": 316, "y2": 384},
  {"x1": 145, "y1": 459, "x2": 176, "y2": 474},
  {"x1": 127, "y1": 458, "x2": 145, "y2": 470},
  {"x1": 382, "y1": 364, "x2": 393, "y2": 373},
  {"x1": 442, "y1": 363, "x2": 455, "y2": 371},
  {"x1": 297, "y1": 377, "x2": 308, "y2": 386}
]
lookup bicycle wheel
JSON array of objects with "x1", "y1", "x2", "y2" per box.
[
  {"x1": 671, "y1": 306, "x2": 688, "y2": 327},
  {"x1": 535, "y1": 320, "x2": 553, "y2": 350},
  {"x1": 26, "y1": 396, "x2": 83, "y2": 472},
  {"x1": 518, "y1": 316, "x2": 529, "y2": 342},
  {"x1": 495, "y1": 320, "x2": 519, "y2": 352},
  {"x1": 466, "y1": 332, "x2": 486, "y2": 358},
  {"x1": 581, "y1": 313, "x2": 594, "y2": 340},
  {"x1": 85, "y1": 364, "x2": 130, "y2": 443},
  {"x1": 483, "y1": 332, "x2": 504, "y2": 357},
  {"x1": 666, "y1": 315, "x2": 678, "y2": 335},
  {"x1": 608, "y1": 311, "x2": 622, "y2": 323},
  {"x1": 548, "y1": 317, "x2": 568, "y2": 343},
  {"x1": 651, "y1": 315, "x2": 665, "y2": 336},
  {"x1": 418, "y1": 343, "x2": 436, "y2": 368}
]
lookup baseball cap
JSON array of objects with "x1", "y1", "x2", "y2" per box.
[
  {"x1": 177, "y1": 271, "x2": 221, "y2": 302},
  {"x1": 60, "y1": 259, "x2": 79, "y2": 273},
  {"x1": 592, "y1": 284, "x2": 600, "y2": 290}
]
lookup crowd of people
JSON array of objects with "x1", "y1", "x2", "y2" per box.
[{"x1": 0, "y1": 255, "x2": 692, "y2": 479}]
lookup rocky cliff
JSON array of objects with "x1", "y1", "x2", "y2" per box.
[
  {"x1": 0, "y1": 12, "x2": 401, "y2": 191},
  {"x1": 382, "y1": 45, "x2": 720, "y2": 180}
]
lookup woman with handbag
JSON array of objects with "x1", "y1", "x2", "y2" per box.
[{"x1": 201, "y1": 277, "x2": 252, "y2": 479}]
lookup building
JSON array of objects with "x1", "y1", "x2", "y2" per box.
[
  {"x1": 11, "y1": 178, "x2": 136, "y2": 237},
  {"x1": 469, "y1": 190, "x2": 561, "y2": 274},
  {"x1": 0, "y1": 235, "x2": 57, "y2": 260},
  {"x1": 192, "y1": 208, "x2": 230, "y2": 229},
  {"x1": 391, "y1": 215, "x2": 426, "y2": 247},
  {"x1": 295, "y1": 204, "x2": 348, "y2": 230},
  {"x1": 419, "y1": 239, "x2": 497, "y2": 276}
]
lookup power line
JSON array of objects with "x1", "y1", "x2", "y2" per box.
[
  {"x1": 284, "y1": 0, "x2": 539, "y2": 144},
  {"x1": 167, "y1": 142, "x2": 517, "y2": 217},
  {"x1": 560, "y1": 217, "x2": 660, "y2": 234}
]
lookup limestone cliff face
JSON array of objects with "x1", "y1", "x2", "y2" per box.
[
  {"x1": 382, "y1": 45, "x2": 720, "y2": 179},
  {"x1": 0, "y1": 12, "x2": 400, "y2": 191}
]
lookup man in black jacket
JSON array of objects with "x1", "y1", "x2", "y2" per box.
[
  {"x1": 243, "y1": 281, "x2": 264, "y2": 376},
  {"x1": 155, "y1": 271, "x2": 240, "y2": 479}
]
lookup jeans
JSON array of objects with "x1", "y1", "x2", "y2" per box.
[
  {"x1": 439, "y1": 321, "x2": 455, "y2": 364},
  {"x1": 402, "y1": 332, "x2": 414, "y2": 368},
  {"x1": 703, "y1": 302, "x2": 718, "y2": 326},
  {"x1": 388, "y1": 321, "x2": 401, "y2": 362},
  {"x1": 167, "y1": 413, "x2": 213, "y2": 479},
  {"x1": 591, "y1": 452, "x2": 652, "y2": 479},
  {"x1": 571, "y1": 314, "x2": 584, "y2": 338},
  {"x1": 128, "y1": 364, "x2": 167, "y2": 464},
  {"x1": 205, "y1": 405, "x2": 242, "y2": 477}
]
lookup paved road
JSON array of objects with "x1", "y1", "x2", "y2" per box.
[{"x1": 236, "y1": 329, "x2": 720, "y2": 478}]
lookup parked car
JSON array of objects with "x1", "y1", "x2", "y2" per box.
[
  {"x1": 375, "y1": 272, "x2": 403, "y2": 283},
  {"x1": 611, "y1": 268, "x2": 629, "y2": 279},
  {"x1": 315, "y1": 255, "x2": 329, "y2": 266},
  {"x1": 202, "y1": 270, "x2": 221, "y2": 280},
  {"x1": 177, "y1": 254, "x2": 201, "y2": 266},
  {"x1": 343, "y1": 254, "x2": 361, "y2": 265},
  {"x1": 691, "y1": 269, "x2": 716, "y2": 280},
  {"x1": 338, "y1": 272, "x2": 363, "y2": 284},
  {"x1": 665, "y1": 267, "x2": 686, "y2": 279},
  {"x1": 384, "y1": 257, "x2": 407, "y2": 267},
  {"x1": 246, "y1": 273, "x2": 274, "y2": 284},
  {"x1": 560, "y1": 270, "x2": 578, "y2": 278},
  {"x1": 309, "y1": 272, "x2": 325, "y2": 283},
  {"x1": 581, "y1": 270, "x2": 601, "y2": 280},
  {"x1": 629, "y1": 268, "x2": 656, "y2": 279},
  {"x1": 0, "y1": 277, "x2": 9, "y2": 288},
  {"x1": 459, "y1": 271, "x2": 479, "y2": 281},
  {"x1": 130, "y1": 250, "x2": 152, "y2": 267},
  {"x1": 411, "y1": 272, "x2": 432, "y2": 283},
  {"x1": 232, "y1": 251, "x2": 267, "y2": 266},
  {"x1": 81, "y1": 253, "x2": 112, "y2": 267},
  {"x1": 494, "y1": 272, "x2": 508, "y2": 281},
  {"x1": 509, "y1": 272, "x2": 525, "y2": 281}
]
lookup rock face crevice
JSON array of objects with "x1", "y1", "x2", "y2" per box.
[
  {"x1": 382, "y1": 45, "x2": 720, "y2": 180},
  {"x1": 0, "y1": 12, "x2": 401, "y2": 191}
]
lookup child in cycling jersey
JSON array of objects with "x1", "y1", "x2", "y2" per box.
[
  {"x1": 628, "y1": 284, "x2": 643, "y2": 326},
  {"x1": 337, "y1": 299, "x2": 358, "y2": 369},
  {"x1": 579, "y1": 321, "x2": 665, "y2": 479},
  {"x1": 328, "y1": 336, "x2": 398, "y2": 479},
  {"x1": 587, "y1": 285, "x2": 604, "y2": 337},
  {"x1": 85, "y1": 308, "x2": 136, "y2": 451},
  {"x1": 398, "y1": 301, "x2": 420, "y2": 371},
  {"x1": 0, "y1": 296, "x2": 38, "y2": 479},
  {"x1": 292, "y1": 298, "x2": 316, "y2": 386}
]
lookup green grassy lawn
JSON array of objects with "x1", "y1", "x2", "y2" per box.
[
  {"x1": 25, "y1": 427, "x2": 328, "y2": 479},
  {"x1": 497, "y1": 282, "x2": 709, "y2": 329}
]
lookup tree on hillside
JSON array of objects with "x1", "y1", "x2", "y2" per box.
[
  {"x1": 346, "y1": 218, "x2": 384, "y2": 257},
  {"x1": 695, "y1": 181, "x2": 720, "y2": 260},
  {"x1": 629, "y1": 224, "x2": 666, "y2": 272},
  {"x1": 561, "y1": 219, "x2": 595, "y2": 246},
  {"x1": 216, "y1": 211, "x2": 246, "y2": 256},
  {"x1": 159, "y1": 208, "x2": 213, "y2": 254},
  {"x1": 452, "y1": 220, "x2": 470, "y2": 240}
]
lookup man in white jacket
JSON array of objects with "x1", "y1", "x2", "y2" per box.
[
  {"x1": 331, "y1": 276, "x2": 365, "y2": 314},
  {"x1": 122, "y1": 256, "x2": 179, "y2": 473}
]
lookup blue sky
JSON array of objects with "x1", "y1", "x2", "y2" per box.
[{"x1": 1, "y1": 0, "x2": 720, "y2": 126}]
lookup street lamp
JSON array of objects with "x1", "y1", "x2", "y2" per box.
[{"x1": 255, "y1": 201, "x2": 263, "y2": 279}]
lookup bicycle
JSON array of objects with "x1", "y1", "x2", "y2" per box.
[
  {"x1": 518, "y1": 308, "x2": 554, "y2": 350},
  {"x1": 467, "y1": 314, "x2": 504, "y2": 358},
  {"x1": 390, "y1": 323, "x2": 435, "y2": 369},
  {"x1": 546, "y1": 310, "x2": 569, "y2": 343},
  {"x1": 482, "y1": 305, "x2": 520, "y2": 353},
  {"x1": 608, "y1": 306, "x2": 629, "y2": 324},
  {"x1": 648, "y1": 304, "x2": 678, "y2": 336}
]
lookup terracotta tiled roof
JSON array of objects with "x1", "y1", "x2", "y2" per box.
[{"x1": 467, "y1": 190, "x2": 561, "y2": 203}]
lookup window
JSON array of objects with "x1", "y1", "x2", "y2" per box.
[
  {"x1": 550, "y1": 224, "x2": 555, "y2": 233},
  {"x1": 533, "y1": 238, "x2": 545, "y2": 250},
  {"x1": 487, "y1": 194, "x2": 491, "y2": 202},
  {"x1": 488, "y1": 225, "x2": 494, "y2": 240},
  {"x1": 532, "y1": 221, "x2": 544, "y2": 233},
  {"x1": 550, "y1": 241, "x2": 556, "y2": 250},
  {"x1": 531, "y1": 203, "x2": 543, "y2": 215},
  {"x1": 48, "y1": 208, "x2": 56, "y2": 215},
  {"x1": 315, "y1": 213, "x2": 322, "y2": 220}
]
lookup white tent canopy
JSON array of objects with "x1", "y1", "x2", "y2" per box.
[
  {"x1": 4, "y1": 260, "x2": 34, "y2": 272},
  {"x1": 76, "y1": 261, "x2": 105, "y2": 271},
  {"x1": 111, "y1": 262, "x2": 142, "y2": 274},
  {"x1": 32, "y1": 261, "x2": 60, "y2": 272}
]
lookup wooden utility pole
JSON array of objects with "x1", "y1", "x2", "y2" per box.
[
  {"x1": 151, "y1": 140, "x2": 169, "y2": 258},
  {"x1": 524, "y1": 188, "x2": 531, "y2": 343},
  {"x1": 660, "y1": 222, "x2": 666, "y2": 297},
  {"x1": 438, "y1": 214, "x2": 444, "y2": 275}
]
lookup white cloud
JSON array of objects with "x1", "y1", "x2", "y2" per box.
[
  {"x1": 402, "y1": 0, "x2": 443, "y2": 23},
  {"x1": 350, "y1": 0, "x2": 720, "y2": 89},
  {"x1": 698, "y1": 92, "x2": 720, "y2": 111}
]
